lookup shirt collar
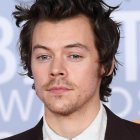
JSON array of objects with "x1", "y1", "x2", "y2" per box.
[{"x1": 43, "y1": 102, "x2": 107, "y2": 140}]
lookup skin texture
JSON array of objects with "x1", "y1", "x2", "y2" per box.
[{"x1": 31, "y1": 15, "x2": 104, "y2": 138}]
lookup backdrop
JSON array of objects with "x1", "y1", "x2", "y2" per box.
[{"x1": 0, "y1": 0, "x2": 140, "y2": 139}]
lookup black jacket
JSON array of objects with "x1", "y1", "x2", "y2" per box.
[{"x1": 2, "y1": 106, "x2": 140, "y2": 140}]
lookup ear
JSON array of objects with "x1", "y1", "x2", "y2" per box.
[
  {"x1": 100, "y1": 59, "x2": 115, "y2": 76},
  {"x1": 107, "y1": 59, "x2": 115, "y2": 76}
]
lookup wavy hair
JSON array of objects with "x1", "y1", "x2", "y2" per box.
[{"x1": 13, "y1": 0, "x2": 121, "y2": 102}]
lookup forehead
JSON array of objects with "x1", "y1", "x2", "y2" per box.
[{"x1": 32, "y1": 15, "x2": 96, "y2": 51}]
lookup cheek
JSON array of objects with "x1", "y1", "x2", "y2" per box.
[
  {"x1": 31, "y1": 65, "x2": 48, "y2": 86},
  {"x1": 71, "y1": 64, "x2": 101, "y2": 88},
  {"x1": 72, "y1": 63, "x2": 100, "y2": 79}
]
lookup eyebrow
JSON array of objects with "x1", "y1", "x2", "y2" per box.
[
  {"x1": 32, "y1": 43, "x2": 90, "y2": 52},
  {"x1": 64, "y1": 43, "x2": 90, "y2": 51},
  {"x1": 32, "y1": 45, "x2": 50, "y2": 52}
]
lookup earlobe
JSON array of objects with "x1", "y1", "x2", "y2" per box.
[
  {"x1": 101, "y1": 65, "x2": 105, "y2": 76},
  {"x1": 107, "y1": 59, "x2": 115, "y2": 76},
  {"x1": 101, "y1": 59, "x2": 115, "y2": 77}
]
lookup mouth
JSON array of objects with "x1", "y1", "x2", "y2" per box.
[{"x1": 47, "y1": 86, "x2": 73, "y2": 95}]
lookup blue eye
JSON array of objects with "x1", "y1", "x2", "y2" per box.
[
  {"x1": 37, "y1": 55, "x2": 52, "y2": 61},
  {"x1": 69, "y1": 54, "x2": 83, "y2": 60},
  {"x1": 72, "y1": 54, "x2": 81, "y2": 58}
]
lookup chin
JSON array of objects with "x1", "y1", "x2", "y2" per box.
[{"x1": 47, "y1": 104, "x2": 77, "y2": 116}]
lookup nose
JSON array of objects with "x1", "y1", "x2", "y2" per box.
[{"x1": 49, "y1": 57, "x2": 67, "y2": 79}]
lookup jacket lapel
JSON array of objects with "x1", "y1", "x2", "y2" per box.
[
  {"x1": 30, "y1": 118, "x2": 43, "y2": 140},
  {"x1": 104, "y1": 105, "x2": 133, "y2": 140}
]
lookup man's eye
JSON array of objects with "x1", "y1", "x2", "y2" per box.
[
  {"x1": 37, "y1": 55, "x2": 52, "y2": 61},
  {"x1": 69, "y1": 54, "x2": 83, "y2": 60}
]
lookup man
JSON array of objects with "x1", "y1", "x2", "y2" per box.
[{"x1": 2, "y1": 0, "x2": 140, "y2": 140}]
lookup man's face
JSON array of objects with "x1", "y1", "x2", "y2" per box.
[{"x1": 31, "y1": 15, "x2": 104, "y2": 116}]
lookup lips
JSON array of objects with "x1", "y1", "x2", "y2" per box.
[{"x1": 47, "y1": 86, "x2": 72, "y2": 94}]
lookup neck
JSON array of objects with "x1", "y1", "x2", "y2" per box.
[{"x1": 44, "y1": 99, "x2": 100, "y2": 139}]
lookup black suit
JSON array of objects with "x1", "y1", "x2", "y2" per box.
[{"x1": 2, "y1": 106, "x2": 140, "y2": 140}]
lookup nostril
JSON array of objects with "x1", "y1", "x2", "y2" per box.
[
  {"x1": 60, "y1": 72, "x2": 64, "y2": 75},
  {"x1": 50, "y1": 73, "x2": 55, "y2": 76},
  {"x1": 50, "y1": 72, "x2": 64, "y2": 77}
]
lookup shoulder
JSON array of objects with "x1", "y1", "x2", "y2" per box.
[
  {"x1": 122, "y1": 118, "x2": 140, "y2": 135},
  {"x1": 1, "y1": 119, "x2": 43, "y2": 140},
  {"x1": 1, "y1": 128, "x2": 36, "y2": 140},
  {"x1": 104, "y1": 105, "x2": 140, "y2": 140},
  {"x1": 119, "y1": 118, "x2": 140, "y2": 140}
]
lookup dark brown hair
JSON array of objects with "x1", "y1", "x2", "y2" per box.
[{"x1": 13, "y1": 0, "x2": 121, "y2": 102}]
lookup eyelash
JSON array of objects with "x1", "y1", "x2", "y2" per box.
[
  {"x1": 36, "y1": 54, "x2": 83, "y2": 62},
  {"x1": 36, "y1": 55, "x2": 52, "y2": 61},
  {"x1": 68, "y1": 54, "x2": 83, "y2": 60}
]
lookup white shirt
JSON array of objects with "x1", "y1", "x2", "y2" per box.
[{"x1": 43, "y1": 103, "x2": 107, "y2": 140}]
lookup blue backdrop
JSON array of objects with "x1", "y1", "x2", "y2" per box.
[{"x1": 0, "y1": 0, "x2": 140, "y2": 139}]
